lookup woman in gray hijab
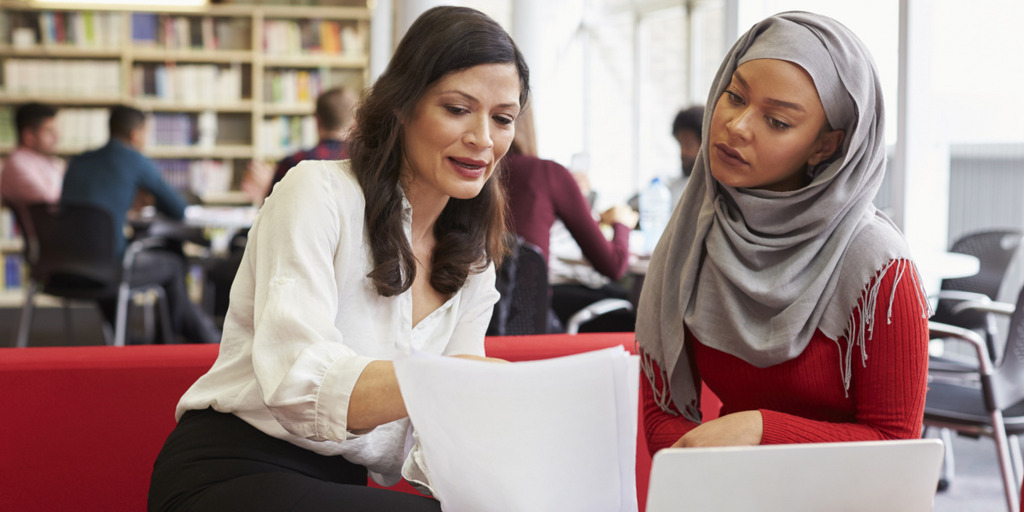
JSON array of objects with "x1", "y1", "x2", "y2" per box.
[{"x1": 636, "y1": 11, "x2": 930, "y2": 452}]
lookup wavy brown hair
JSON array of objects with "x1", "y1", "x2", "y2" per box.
[{"x1": 349, "y1": 6, "x2": 530, "y2": 298}]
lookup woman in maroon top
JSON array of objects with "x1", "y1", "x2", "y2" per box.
[
  {"x1": 503, "y1": 107, "x2": 638, "y2": 331},
  {"x1": 636, "y1": 12, "x2": 929, "y2": 453}
]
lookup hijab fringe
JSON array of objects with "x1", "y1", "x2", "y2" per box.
[
  {"x1": 835, "y1": 259, "x2": 931, "y2": 397},
  {"x1": 646, "y1": 258, "x2": 931, "y2": 417},
  {"x1": 641, "y1": 349, "x2": 683, "y2": 418}
]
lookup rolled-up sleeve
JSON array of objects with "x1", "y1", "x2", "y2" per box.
[{"x1": 248, "y1": 161, "x2": 372, "y2": 442}]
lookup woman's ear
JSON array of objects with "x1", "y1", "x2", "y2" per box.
[{"x1": 808, "y1": 129, "x2": 845, "y2": 167}]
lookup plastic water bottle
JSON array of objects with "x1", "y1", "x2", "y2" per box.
[{"x1": 639, "y1": 177, "x2": 672, "y2": 255}]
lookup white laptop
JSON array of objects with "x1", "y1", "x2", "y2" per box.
[{"x1": 646, "y1": 439, "x2": 944, "y2": 512}]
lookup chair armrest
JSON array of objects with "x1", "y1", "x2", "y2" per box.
[
  {"x1": 122, "y1": 236, "x2": 171, "y2": 273},
  {"x1": 565, "y1": 298, "x2": 634, "y2": 335},
  {"x1": 928, "y1": 321, "x2": 995, "y2": 375},
  {"x1": 929, "y1": 290, "x2": 993, "y2": 303},
  {"x1": 950, "y1": 300, "x2": 1016, "y2": 317}
]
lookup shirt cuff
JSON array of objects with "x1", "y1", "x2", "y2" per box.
[{"x1": 315, "y1": 354, "x2": 376, "y2": 442}]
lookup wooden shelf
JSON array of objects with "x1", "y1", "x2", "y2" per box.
[
  {"x1": 131, "y1": 49, "x2": 253, "y2": 64},
  {"x1": 0, "y1": 95, "x2": 124, "y2": 106},
  {"x1": 0, "y1": 239, "x2": 23, "y2": 252},
  {"x1": 0, "y1": 45, "x2": 122, "y2": 58},
  {"x1": 262, "y1": 54, "x2": 368, "y2": 68},
  {"x1": 133, "y1": 100, "x2": 255, "y2": 113},
  {"x1": 0, "y1": 290, "x2": 65, "y2": 308},
  {"x1": 200, "y1": 190, "x2": 252, "y2": 205},
  {"x1": 146, "y1": 145, "x2": 254, "y2": 159},
  {"x1": 263, "y1": 103, "x2": 315, "y2": 116}
]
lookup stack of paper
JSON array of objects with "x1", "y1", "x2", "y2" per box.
[{"x1": 394, "y1": 347, "x2": 639, "y2": 512}]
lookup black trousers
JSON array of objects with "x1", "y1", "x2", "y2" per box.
[{"x1": 148, "y1": 409, "x2": 442, "y2": 512}]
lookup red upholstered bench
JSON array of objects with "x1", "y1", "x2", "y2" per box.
[{"x1": 0, "y1": 333, "x2": 721, "y2": 512}]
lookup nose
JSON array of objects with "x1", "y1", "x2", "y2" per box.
[
  {"x1": 725, "y1": 106, "x2": 754, "y2": 142},
  {"x1": 463, "y1": 114, "x2": 494, "y2": 149}
]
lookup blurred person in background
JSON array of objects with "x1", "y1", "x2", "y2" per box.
[
  {"x1": 1, "y1": 102, "x2": 64, "y2": 217},
  {"x1": 242, "y1": 87, "x2": 359, "y2": 205},
  {"x1": 62, "y1": 105, "x2": 220, "y2": 344},
  {"x1": 503, "y1": 106, "x2": 638, "y2": 332}
]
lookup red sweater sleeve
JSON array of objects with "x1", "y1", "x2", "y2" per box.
[
  {"x1": 759, "y1": 265, "x2": 929, "y2": 443},
  {"x1": 641, "y1": 350, "x2": 701, "y2": 455},
  {"x1": 549, "y1": 164, "x2": 631, "y2": 280}
]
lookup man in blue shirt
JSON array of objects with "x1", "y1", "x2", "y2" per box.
[{"x1": 62, "y1": 105, "x2": 220, "y2": 344}]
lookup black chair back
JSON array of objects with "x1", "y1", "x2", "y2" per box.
[
  {"x1": 487, "y1": 237, "x2": 549, "y2": 336},
  {"x1": 992, "y1": 284, "x2": 1024, "y2": 410},
  {"x1": 26, "y1": 202, "x2": 120, "y2": 299},
  {"x1": 933, "y1": 229, "x2": 1023, "y2": 326}
]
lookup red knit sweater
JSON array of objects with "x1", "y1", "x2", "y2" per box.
[{"x1": 642, "y1": 262, "x2": 930, "y2": 455}]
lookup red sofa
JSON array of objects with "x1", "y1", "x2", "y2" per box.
[{"x1": 0, "y1": 333, "x2": 721, "y2": 512}]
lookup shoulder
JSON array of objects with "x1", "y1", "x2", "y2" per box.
[
  {"x1": 269, "y1": 159, "x2": 364, "y2": 209},
  {"x1": 462, "y1": 260, "x2": 499, "y2": 300},
  {"x1": 846, "y1": 213, "x2": 910, "y2": 260}
]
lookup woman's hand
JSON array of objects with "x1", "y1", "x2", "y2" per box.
[
  {"x1": 671, "y1": 410, "x2": 764, "y2": 448},
  {"x1": 600, "y1": 204, "x2": 640, "y2": 229},
  {"x1": 451, "y1": 354, "x2": 510, "y2": 363}
]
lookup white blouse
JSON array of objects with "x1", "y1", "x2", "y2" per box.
[{"x1": 176, "y1": 159, "x2": 499, "y2": 486}]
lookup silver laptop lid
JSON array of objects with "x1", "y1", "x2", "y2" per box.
[{"x1": 646, "y1": 439, "x2": 944, "y2": 512}]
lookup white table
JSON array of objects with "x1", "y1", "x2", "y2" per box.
[
  {"x1": 183, "y1": 205, "x2": 257, "y2": 256},
  {"x1": 914, "y1": 250, "x2": 980, "y2": 298}
]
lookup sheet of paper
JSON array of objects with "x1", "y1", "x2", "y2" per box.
[{"x1": 394, "y1": 347, "x2": 639, "y2": 512}]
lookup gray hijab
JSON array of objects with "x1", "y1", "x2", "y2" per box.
[{"x1": 636, "y1": 11, "x2": 928, "y2": 421}]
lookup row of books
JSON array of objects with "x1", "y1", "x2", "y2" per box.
[
  {"x1": 263, "y1": 69, "x2": 328, "y2": 105},
  {"x1": 3, "y1": 59, "x2": 121, "y2": 98},
  {"x1": 131, "y1": 13, "x2": 250, "y2": 52},
  {"x1": 55, "y1": 108, "x2": 108, "y2": 152},
  {"x1": 2, "y1": 253, "x2": 24, "y2": 292},
  {"x1": 148, "y1": 111, "x2": 238, "y2": 149},
  {"x1": 261, "y1": 115, "x2": 317, "y2": 157},
  {"x1": 0, "y1": 108, "x2": 14, "y2": 147},
  {"x1": 4, "y1": 10, "x2": 122, "y2": 49},
  {"x1": 154, "y1": 158, "x2": 234, "y2": 197},
  {"x1": 263, "y1": 19, "x2": 363, "y2": 56},
  {"x1": 132, "y1": 63, "x2": 246, "y2": 105},
  {"x1": 149, "y1": 113, "x2": 199, "y2": 147},
  {"x1": 0, "y1": 208, "x2": 20, "y2": 243}
]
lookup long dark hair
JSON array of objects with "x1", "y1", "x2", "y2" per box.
[{"x1": 350, "y1": 6, "x2": 530, "y2": 298}]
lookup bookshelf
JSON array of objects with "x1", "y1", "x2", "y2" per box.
[
  {"x1": 0, "y1": 1, "x2": 370, "y2": 307},
  {"x1": 0, "y1": 0, "x2": 371, "y2": 199}
]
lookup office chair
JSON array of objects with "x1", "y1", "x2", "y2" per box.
[
  {"x1": 488, "y1": 237, "x2": 550, "y2": 336},
  {"x1": 930, "y1": 229, "x2": 1023, "y2": 369},
  {"x1": 924, "y1": 285, "x2": 1024, "y2": 512},
  {"x1": 14, "y1": 202, "x2": 172, "y2": 347}
]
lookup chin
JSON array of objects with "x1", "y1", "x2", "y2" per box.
[{"x1": 450, "y1": 187, "x2": 486, "y2": 200}]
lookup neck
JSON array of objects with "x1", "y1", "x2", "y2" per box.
[
  {"x1": 319, "y1": 129, "x2": 347, "y2": 142},
  {"x1": 403, "y1": 184, "x2": 448, "y2": 245},
  {"x1": 19, "y1": 144, "x2": 47, "y2": 156}
]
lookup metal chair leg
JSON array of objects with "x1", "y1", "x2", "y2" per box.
[
  {"x1": 15, "y1": 281, "x2": 37, "y2": 348},
  {"x1": 62, "y1": 300, "x2": 75, "y2": 346},
  {"x1": 114, "y1": 282, "x2": 131, "y2": 347},
  {"x1": 939, "y1": 427, "x2": 956, "y2": 490},
  {"x1": 1010, "y1": 434, "x2": 1024, "y2": 488},
  {"x1": 990, "y1": 410, "x2": 1021, "y2": 512}
]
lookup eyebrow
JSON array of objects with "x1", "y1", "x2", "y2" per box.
[
  {"x1": 733, "y1": 71, "x2": 807, "y2": 114},
  {"x1": 438, "y1": 90, "x2": 520, "y2": 111}
]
